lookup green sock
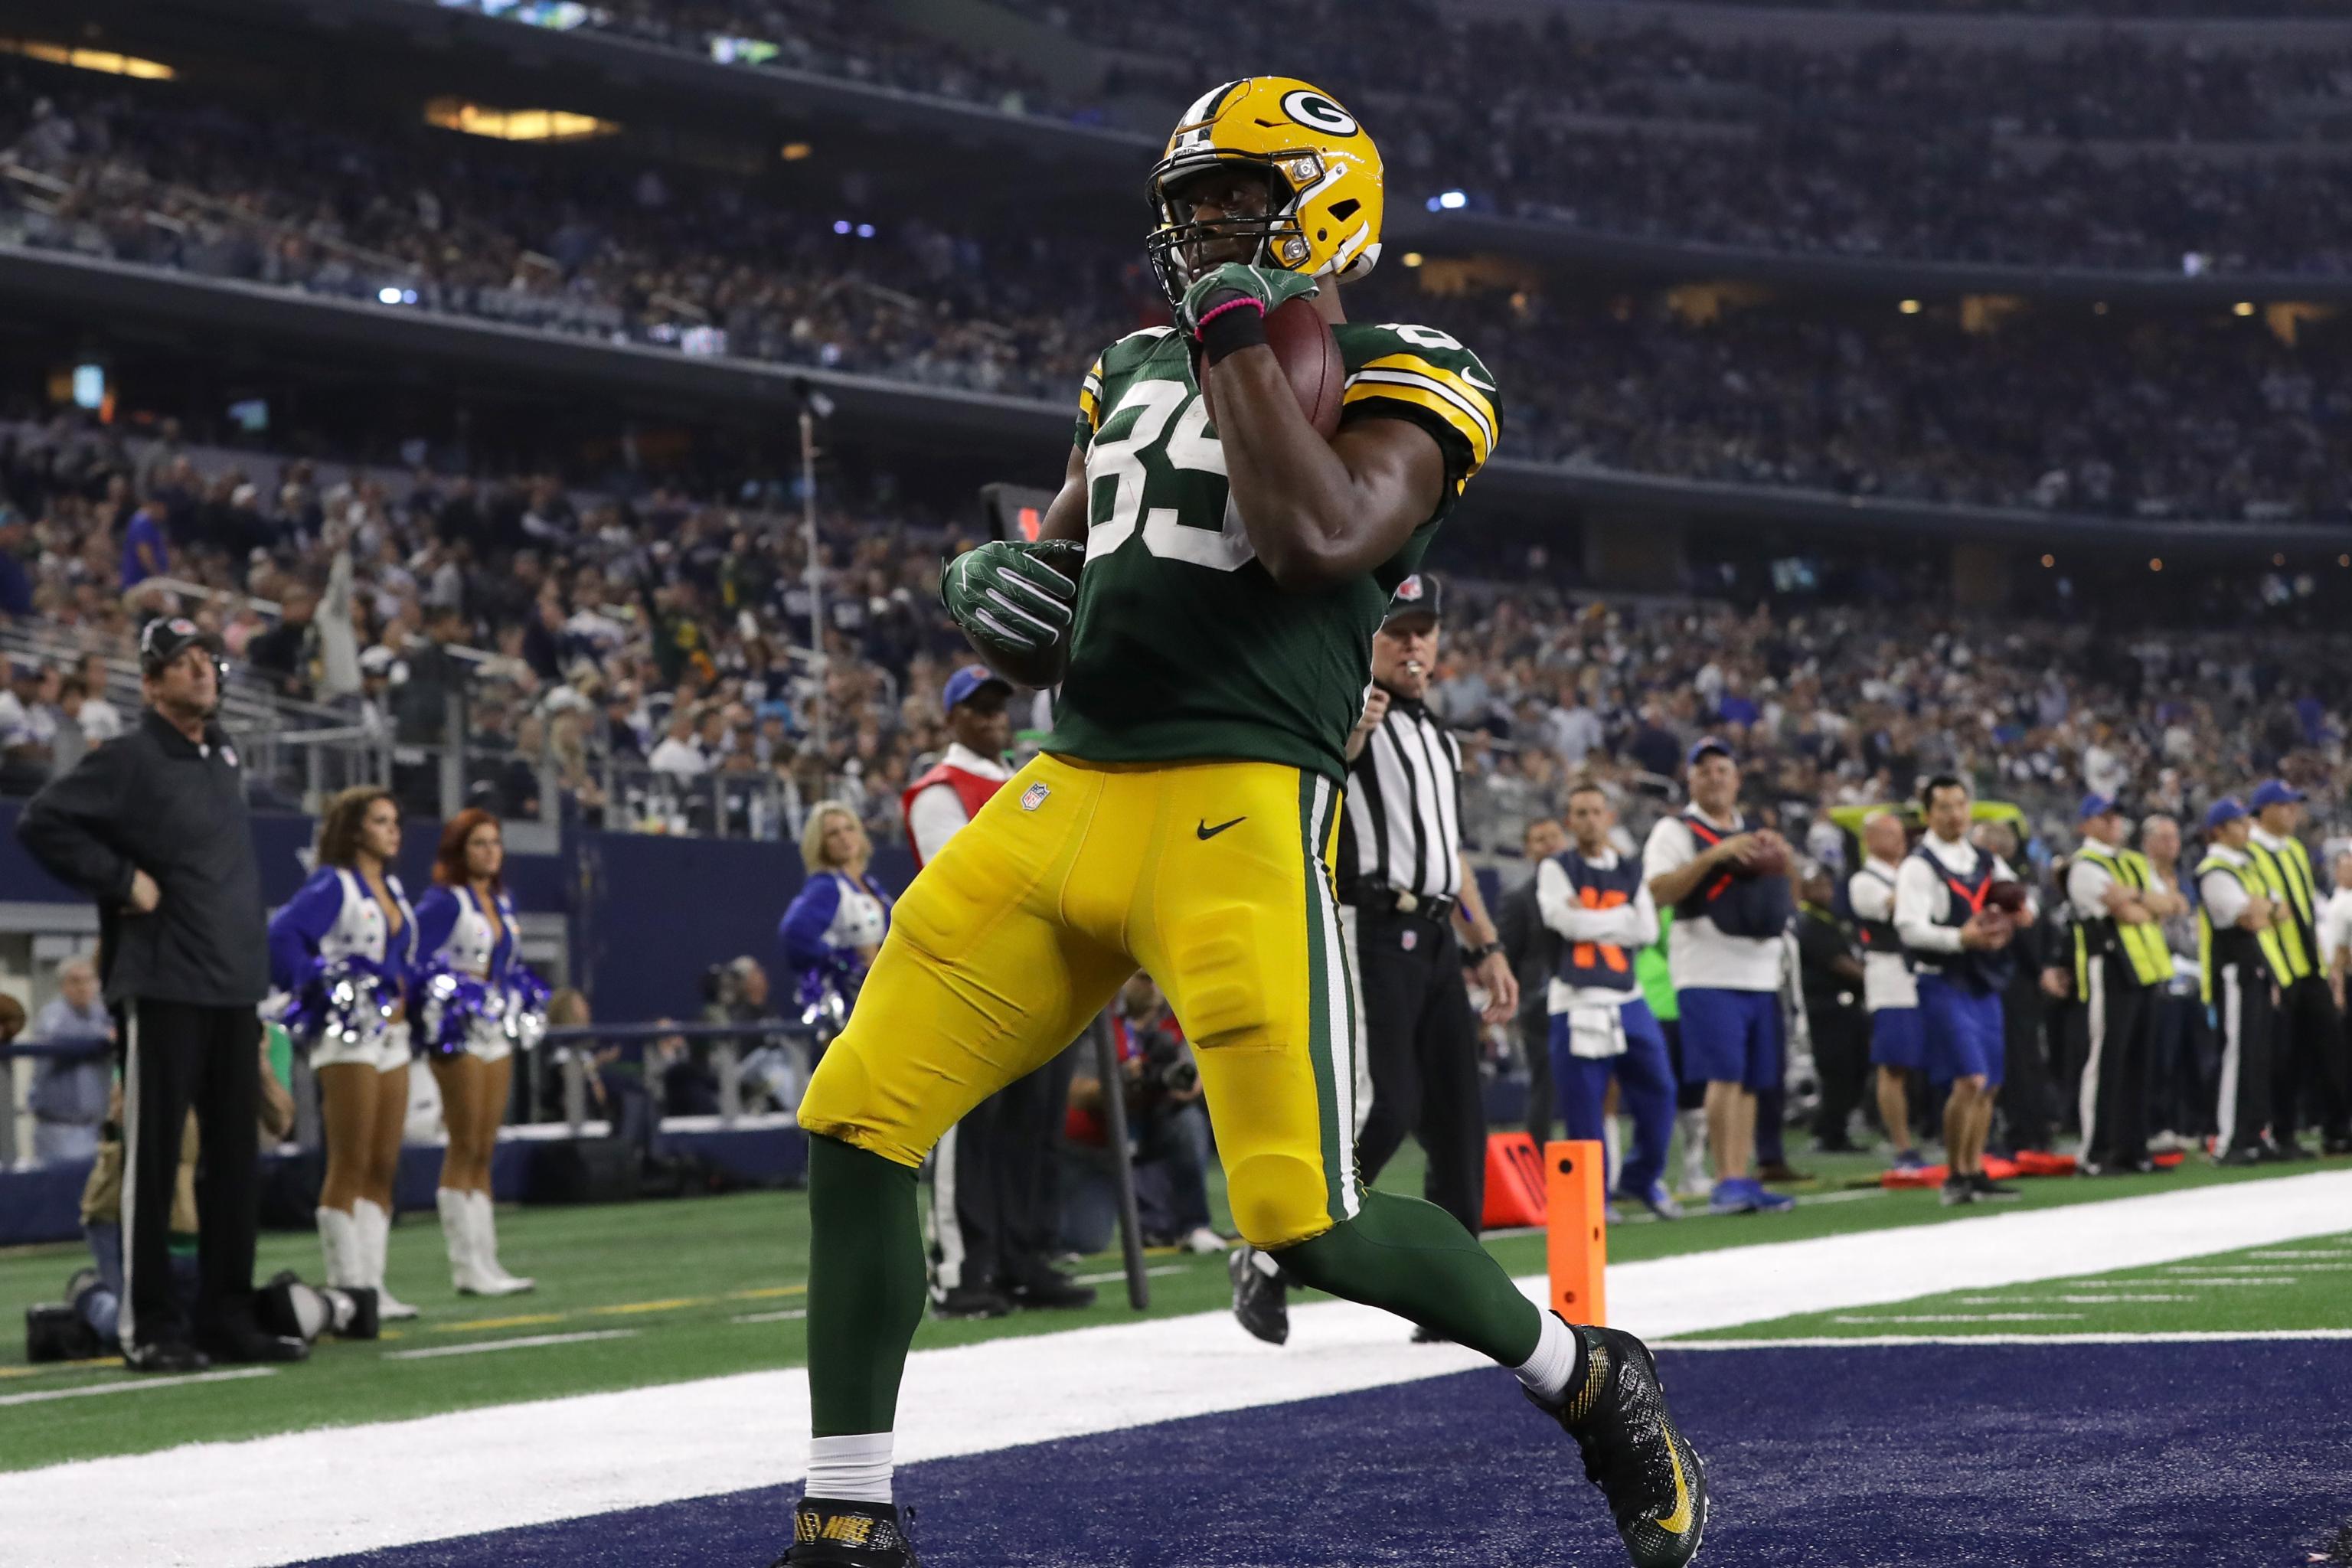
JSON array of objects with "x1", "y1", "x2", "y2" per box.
[
  {"x1": 805, "y1": 1135, "x2": 929, "y2": 1439},
  {"x1": 1273, "y1": 1189, "x2": 1544, "y2": 1366}
]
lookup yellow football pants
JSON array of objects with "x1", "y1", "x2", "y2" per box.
[{"x1": 797, "y1": 752, "x2": 1363, "y2": 1248}]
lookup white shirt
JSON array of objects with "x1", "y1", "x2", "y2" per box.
[
  {"x1": 2319, "y1": 887, "x2": 2352, "y2": 974},
  {"x1": 1847, "y1": 857, "x2": 1917, "y2": 1012},
  {"x1": 1535, "y1": 847, "x2": 1660, "y2": 1015},
  {"x1": 2200, "y1": 845, "x2": 2255, "y2": 932},
  {"x1": 77, "y1": 694, "x2": 124, "y2": 742},
  {"x1": 906, "y1": 743, "x2": 1013, "y2": 864},
  {"x1": 2066, "y1": 848, "x2": 2121, "y2": 924},
  {"x1": 1893, "y1": 832, "x2": 2026, "y2": 956},
  {"x1": 1642, "y1": 809, "x2": 1782, "y2": 993},
  {"x1": 647, "y1": 734, "x2": 708, "y2": 779}
]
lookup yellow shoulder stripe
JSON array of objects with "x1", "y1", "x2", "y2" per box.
[
  {"x1": 1341, "y1": 381, "x2": 1493, "y2": 475},
  {"x1": 1078, "y1": 358, "x2": 1106, "y2": 432},
  {"x1": 1354, "y1": 352, "x2": 1497, "y2": 433}
]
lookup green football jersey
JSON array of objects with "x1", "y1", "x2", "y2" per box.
[{"x1": 1048, "y1": 318, "x2": 1500, "y2": 780}]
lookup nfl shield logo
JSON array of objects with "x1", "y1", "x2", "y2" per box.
[
  {"x1": 1400, "y1": 929, "x2": 1418, "y2": 952},
  {"x1": 1020, "y1": 782, "x2": 1050, "y2": 812}
]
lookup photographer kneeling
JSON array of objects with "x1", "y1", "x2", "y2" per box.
[{"x1": 1059, "y1": 974, "x2": 1223, "y2": 1256}]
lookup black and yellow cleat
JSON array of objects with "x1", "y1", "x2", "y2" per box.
[
  {"x1": 776, "y1": 1498, "x2": 920, "y2": 1567},
  {"x1": 1527, "y1": 1321, "x2": 1709, "y2": 1568}
]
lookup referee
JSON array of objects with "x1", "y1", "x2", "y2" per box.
[
  {"x1": 18, "y1": 617, "x2": 299, "y2": 1371},
  {"x1": 1338, "y1": 574, "x2": 1517, "y2": 1224},
  {"x1": 1231, "y1": 572, "x2": 1517, "y2": 1346}
]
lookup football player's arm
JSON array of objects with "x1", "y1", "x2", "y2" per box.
[
  {"x1": 1037, "y1": 441, "x2": 1089, "y2": 545},
  {"x1": 1213, "y1": 365, "x2": 1444, "y2": 590}
]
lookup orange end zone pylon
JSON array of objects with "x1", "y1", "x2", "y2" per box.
[{"x1": 1544, "y1": 1139, "x2": 1607, "y2": 1327}]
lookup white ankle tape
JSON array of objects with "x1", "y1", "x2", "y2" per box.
[{"x1": 805, "y1": 1432, "x2": 893, "y2": 1504}]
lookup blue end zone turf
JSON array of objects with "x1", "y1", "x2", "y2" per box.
[{"x1": 300, "y1": 1340, "x2": 2352, "y2": 1566}]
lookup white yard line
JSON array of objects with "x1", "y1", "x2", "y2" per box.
[
  {"x1": 1069, "y1": 1265, "x2": 1188, "y2": 1285},
  {"x1": 3, "y1": 1169, "x2": 2346, "y2": 1568},
  {"x1": 1955, "y1": 1295, "x2": 2198, "y2": 1305},
  {"x1": 1831, "y1": 1312, "x2": 2085, "y2": 1324},
  {"x1": 384, "y1": 1331, "x2": 637, "y2": 1361},
  {"x1": 729, "y1": 1309, "x2": 807, "y2": 1325},
  {"x1": 0, "y1": 1367, "x2": 275, "y2": 1407}
]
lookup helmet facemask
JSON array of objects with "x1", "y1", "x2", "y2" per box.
[{"x1": 1145, "y1": 155, "x2": 1321, "y2": 312}]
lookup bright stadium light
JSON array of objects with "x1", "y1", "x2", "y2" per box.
[
  {"x1": 833, "y1": 220, "x2": 851, "y2": 235},
  {"x1": 1436, "y1": 190, "x2": 1466, "y2": 210},
  {"x1": 0, "y1": 38, "x2": 174, "y2": 77},
  {"x1": 2233, "y1": 302, "x2": 2255, "y2": 316},
  {"x1": 424, "y1": 98, "x2": 617, "y2": 142},
  {"x1": 378, "y1": 286, "x2": 403, "y2": 305},
  {"x1": 1402, "y1": 252, "x2": 1423, "y2": 267},
  {"x1": 855, "y1": 223, "x2": 875, "y2": 238},
  {"x1": 1899, "y1": 299, "x2": 1921, "y2": 315},
  {"x1": 780, "y1": 142, "x2": 813, "y2": 162}
]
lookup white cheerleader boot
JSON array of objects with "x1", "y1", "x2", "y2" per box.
[
  {"x1": 355, "y1": 1197, "x2": 421, "y2": 1320},
  {"x1": 468, "y1": 1191, "x2": 535, "y2": 1295},
  {"x1": 315, "y1": 1206, "x2": 363, "y2": 1290},
  {"x1": 437, "y1": 1187, "x2": 502, "y2": 1295}
]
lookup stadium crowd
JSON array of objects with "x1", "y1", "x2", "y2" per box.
[
  {"x1": 9, "y1": 74, "x2": 2352, "y2": 522},
  {"x1": 459, "y1": 0, "x2": 2352, "y2": 274},
  {"x1": 5, "y1": 415, "x2": 2347, "y2": 864}
]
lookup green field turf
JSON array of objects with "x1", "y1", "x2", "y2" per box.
[
  {"x1": 1677, "y1": 1231, "x2": 2352, "y2": 1341},
  {"x1": 0, "y1": 1139, "x2": 2335, "y2": 1471}
]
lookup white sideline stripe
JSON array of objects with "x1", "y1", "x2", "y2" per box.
[
  {"x1": 730, "y1": 1310, "x2": 806, "y2": 1325},
  {"x1": 1070, "y1": 1266, "x2": 1187, "y2": 1285},
  {"x1": 2249, "y1": 1249, "x2": 2352, "y2": 1258},
  {"x1": 0, "y1": 1367, "x2": 275, "y2": 1406},
  {"x1": 1659, "y1": 1328, "x2": 2352, "y2": 1351},
  {"x1": 6, "y1": 1169, "x2": 2348, "y2": 1568},
  {"x1": 384, "y1": 1331, "x2": 636, "y2": 1361}
]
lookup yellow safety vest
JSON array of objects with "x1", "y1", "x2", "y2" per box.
[
  {"x1": 2073, "y1": 846, "x2": 2174, "y2": 990},
  {"x1": 2244, "y1": 834, "x2": 2317, "y2": 981},
  {"x1": 2196, "y1": 853, "x2": 2294, "y2": 1002}
]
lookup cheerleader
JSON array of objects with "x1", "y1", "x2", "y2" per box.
[
  {"x1": 413, "y1": 808, "x2": 534, "y2": 1296},
  {"x1": 268, "y1": 787, "x2": 421, "y2": 1320},
  {"x1": 779, "y1": 802, "x2": 893, "y2": 1014}
]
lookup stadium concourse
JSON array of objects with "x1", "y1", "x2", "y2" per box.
[{"x1": 0, "y1": 1159, "x2": 2347, "y2": 1566}]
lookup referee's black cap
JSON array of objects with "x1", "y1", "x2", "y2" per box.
[
  {"x1": 139, "y1": 615, "x2": 224, "y2": 675},
  {"x1": 1382, "y1": 571, "x2": 1442, "y2": 628}
]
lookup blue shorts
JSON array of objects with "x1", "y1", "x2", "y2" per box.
[
  {"x1": 1919, "y1": 975, "x2": 2004, "y2": 1087},
  {"x1": 1868, "y1": 1007, "x2": 1926, "y2": 1071},
  {"x1": 1674, "y1": 987, "x2": 1782, "y2": 1093}
]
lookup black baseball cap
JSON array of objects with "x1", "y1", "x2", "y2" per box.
[
  {"x1": 139, "y1": 615, "x2": 224, "y2": 675},
  {"x1": 1383, "y1": 571, "x2": 1442, "y2": 627}
]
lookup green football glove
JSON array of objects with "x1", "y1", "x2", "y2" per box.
[
  {"x1": 940, "y1": 537, "x2": 1086, "y2": 655},
  {"x1": 1175, "y1": 262, "x2": 1321, "y2": 346}
]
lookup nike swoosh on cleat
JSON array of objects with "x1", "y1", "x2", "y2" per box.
[
  {"x1": 1655, "y1": 1438, "x2": 1694, "y2": 1535},
  {"x1": 1196, "y1": 816, "x2": 1245, "y2": 840}
]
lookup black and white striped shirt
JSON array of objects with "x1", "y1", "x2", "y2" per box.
[{"x1": 1336, "y1": 692, "x2": 1464, "y2": 903}]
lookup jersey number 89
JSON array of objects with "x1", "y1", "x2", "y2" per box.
[{"x1": 1084, "y1": 381, "x2": 1253, "y2": 573}]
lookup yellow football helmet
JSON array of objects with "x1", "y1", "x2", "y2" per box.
[{"x1": 1145, "y1": 77, "x2": 1384, "y2": 309}]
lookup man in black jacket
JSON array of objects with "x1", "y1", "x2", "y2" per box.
[
  {"x1": 1497, "y1": 816, "x2": 1567, "y2": 1145},
  {"x1": 17, "y1": 616, "x2": 302, "y2": 1371}
]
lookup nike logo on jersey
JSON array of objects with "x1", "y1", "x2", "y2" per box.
[{"x1": 1197, "y1": 816, "x2": 1246, "y2": 840}]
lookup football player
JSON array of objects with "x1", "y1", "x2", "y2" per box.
[{"x1": 779, "y1": 78, "x2": 1708, "y2": 1568}]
